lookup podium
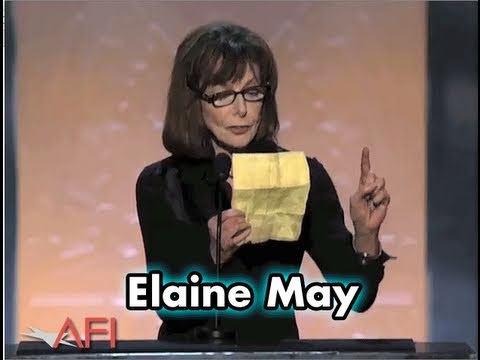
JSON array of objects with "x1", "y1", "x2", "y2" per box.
[{"x1": 8, "y1": 339, "x2": 477, "y2": 359}]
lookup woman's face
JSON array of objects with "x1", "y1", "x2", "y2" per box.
[{"x1": 201, "y1": 64, "x2": 263, "y2": 150}]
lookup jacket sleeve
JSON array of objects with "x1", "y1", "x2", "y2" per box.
[
  {"x1": 135, "y1": 163, "x2": 215, "y2": 276},
  {"x1": 303, "y1": 158, "x2": 391, "y2": 312}
]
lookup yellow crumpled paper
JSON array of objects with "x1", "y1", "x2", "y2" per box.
[{"x1": 231, "y1": 151, "x2": 311, "y2": 244}]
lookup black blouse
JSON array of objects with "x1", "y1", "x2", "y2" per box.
[{"x1": 135, "y1": 144, "x2": 391, "y2": 344}]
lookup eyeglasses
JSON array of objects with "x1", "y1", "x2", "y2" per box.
[{"x1": 197, "y1": 84, "x2": 270, "y2": 108}]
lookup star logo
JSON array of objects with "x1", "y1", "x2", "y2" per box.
[{"x1": 21, "y1": 326, "x2": 77, "y2": 348}]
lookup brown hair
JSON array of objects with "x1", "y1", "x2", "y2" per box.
[{"x1": 162, "y1": 21, "x2": 280, "y2": 159}]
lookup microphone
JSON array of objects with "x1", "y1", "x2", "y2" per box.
[{"x1": 213, "y1": 153, "x2": 231, "y2": 182}]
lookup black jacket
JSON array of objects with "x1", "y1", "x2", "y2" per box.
[{"x1": 135, "y1": 143, "x2": 390, "y2": 344}]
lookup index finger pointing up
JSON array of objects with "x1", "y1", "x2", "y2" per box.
[{"x1": 360, "y1": 147, "x2": 371, "y2": 185}]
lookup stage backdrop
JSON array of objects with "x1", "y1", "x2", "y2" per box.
[{"x1": 15, "y1": 1, "x2": 426, "y2": 341}]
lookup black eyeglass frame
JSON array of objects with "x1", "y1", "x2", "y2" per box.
[{"x1": 188, "y1": 82, "x2": 271, "y2": 108}]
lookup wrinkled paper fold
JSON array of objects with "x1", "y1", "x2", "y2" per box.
[{"x1": 231, "y1": 152, "x2": 310, "y2": 244}]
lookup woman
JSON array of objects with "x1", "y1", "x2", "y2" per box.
[{"x1": 136, "y1": 21, "x2": 392, "y2": 343}]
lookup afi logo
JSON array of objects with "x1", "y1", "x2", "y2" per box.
[{"x1": 22, "y1": 317, "x2": 117, "y2": 349}]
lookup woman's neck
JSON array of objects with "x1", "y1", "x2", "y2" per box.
[
  {"x1": 212, "y1": 140, "x2": 232, "y2": 158},
  {"x1": 211, "y1": 137, "x2": 274, "y2": 157}
]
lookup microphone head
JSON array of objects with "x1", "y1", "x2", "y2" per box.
[{"x1": 214, "y1": 153, "x2": 232, "y2": 182}]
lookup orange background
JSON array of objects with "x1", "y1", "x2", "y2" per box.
[{"x1": 15, "y1": 1, "x2": 426, "y2": 341}]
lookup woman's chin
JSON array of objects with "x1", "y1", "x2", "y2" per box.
[
  {"x1": 230, "y1": 141, "x2": 251, "y2": 150},
  {"x1": 216, "y1": 137, "x2": 252, "y2": 152}
]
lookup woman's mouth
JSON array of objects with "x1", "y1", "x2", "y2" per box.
[{"x1": 228, "y1": 126, "x2": 251, "y2": 135}]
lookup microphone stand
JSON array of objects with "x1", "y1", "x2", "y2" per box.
[
  {"x1": 215, "y1": 180, "x2": 223, "y2": 331},
  {"x1": 194, "y1": 175, "x2": 237, "y2": 344}
]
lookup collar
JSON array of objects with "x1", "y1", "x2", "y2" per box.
[{"x1": 175, "y1": 157, "x2": 215, "y2": 186}]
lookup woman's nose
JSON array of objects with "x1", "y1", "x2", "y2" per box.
[{"x1": 232, "y1": 94, "x2": 247, "y2": 117}]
